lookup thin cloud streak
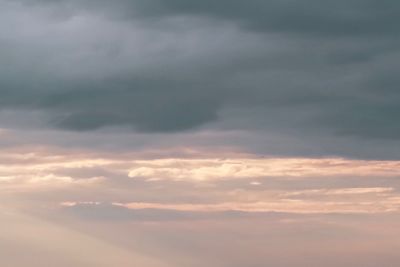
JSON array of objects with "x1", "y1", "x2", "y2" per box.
[
  {"x1": 128, "y1": 158, "x2": 400, "y2": 181},
  {"x1": 113, "y1": 198, "x2": 400, "y2": 214}
]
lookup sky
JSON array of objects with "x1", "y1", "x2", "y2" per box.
[{"x1": 0, "y1": 0, "x2": 400, "y2": 266}]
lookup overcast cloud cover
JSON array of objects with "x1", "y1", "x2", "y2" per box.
[
  {"x1": 1, "y1": 1, "x2": 400, "y2": 266},
  {"x1": 0, "y1": 0, "x2": 399, "y2": 157}
]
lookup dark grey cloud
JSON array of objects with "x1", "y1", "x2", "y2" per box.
[
  {"x1": 17, "y1": 0, "x2": 400, "y2": 36},
  {"x1": 44, "y1": 84, "x2": 221, "y2": 132},
  {"x1": 138, "y1": 0, "x2": 400, "y2": 37},
  {"x1": 1, "y1": 0, "x2": 400, "y2": 158}
]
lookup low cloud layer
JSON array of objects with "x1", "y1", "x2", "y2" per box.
[{"x1": 2, "y1": 146, "x2": 400, "y2": 215}]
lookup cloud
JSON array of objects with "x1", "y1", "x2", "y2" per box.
[
  {"x1": 128, "y1": 158, "x2": 400, "y2": 181},
  {"x1": 3, "y1": 145, "x2": 400, "y2": 216},
  {"x1": 61, "y1": 202, "x2": 252, "y2": 221},
  {"x1": 284, "y1": 187, "x2": 394, "y2": 196},
  {"x1": 1, "y1": 2, "x2": 400, "y2": 265},
  {"x1": 61, "y1": 192, "x2": 400, "y2": 220},
  {"x1": 1, "y1": 142, "x2": 400, "y2": 266},
  {"x1": 16, "y1": 0, "x2": 400, "y2": 36},
  {"x1": 136, "y1": 0, "x2": 400, "y2": 36},
  {"x1": 0, "y1": 0, "x2": 398, "y2": 144}
]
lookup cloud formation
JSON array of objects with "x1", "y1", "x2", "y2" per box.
[
  {"x1": 2, "y1": 146, "x2": 400, "y2": 216},
  {"x1": 1, "y1": 2, "x2": 400, "y2": 266},
  {"x1": 0, "y1": 0, "x2": 399, "y2": 159}
]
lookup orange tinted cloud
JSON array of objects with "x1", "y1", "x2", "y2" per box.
[{"x1": 128, "y1": 158, "x2": 400, "y2": 181}]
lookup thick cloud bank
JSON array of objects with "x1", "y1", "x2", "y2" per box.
[{"x1": 0, "y1": 0, "x2": 399, "y2": 157}]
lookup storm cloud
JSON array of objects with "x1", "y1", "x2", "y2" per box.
[{"x1": 1, "y1": 0, "x2": 400, "y2": 156}]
